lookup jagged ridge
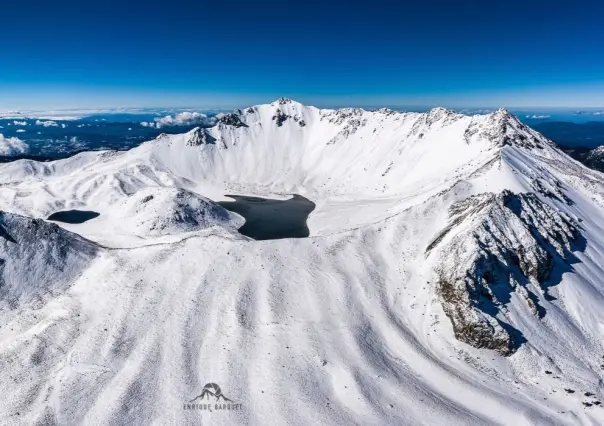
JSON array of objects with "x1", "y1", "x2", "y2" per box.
[{"x1": 429, "y1": 190, "x2": 581, "y2": 355}]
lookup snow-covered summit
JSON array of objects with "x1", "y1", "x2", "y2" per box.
[{"x1": 108, "y1": 186, "x2": 243, "y2": 238}]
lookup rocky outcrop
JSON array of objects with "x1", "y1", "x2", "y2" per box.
[
  {"x1": 276, "y1": 97, "x2": 293, "y2": 105},
  {"x1": 186, "y1": 128, "x2": 216, "y2": 146},
  {"x1": 428, "y1": 191, "x2": 581, "y2": 355},
  {"x1": 217, "y1": 113, "x2": 247, "y2": 128},
  {"x1": 321, "y1": 107, "x2": 365, "y2": 125},
  {"x1": 272, "y1": 109, "x2": 290, "y2": 127},
  {"x1": 327, "y1": 117, "x2": 368, "y2": 145}
]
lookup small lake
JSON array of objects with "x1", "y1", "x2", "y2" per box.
[
  {"x1": 219, "y1": 194, "x2": 315, "y2": 241},
  {"x1": 47, "y1": 210, "x2": 100, "y2": 224}
]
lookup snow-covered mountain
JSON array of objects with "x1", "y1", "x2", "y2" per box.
[
  {"x1": 563, "y1": 145, "x2": 604, "y2": 174},
  {"x1": 583, "y1": 146, "x2": 604, "y2": 173},
  {"x1": 1, "y1": 98, "x2": 604, "y2": 424}
]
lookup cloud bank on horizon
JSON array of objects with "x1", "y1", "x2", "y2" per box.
[
  {"x1": 0, "y1": 134, "x2": 28, "y2": 155},
  {"x1": 141, "y1": 111, "x2": 215, "y2": 129},
  {"x1": 526, "y1": 114, "x2": 551, "y2": 119}
]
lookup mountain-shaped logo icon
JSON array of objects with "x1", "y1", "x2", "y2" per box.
[{"x1": 189, "y1": 383, "x2": 234, "y2": 403}]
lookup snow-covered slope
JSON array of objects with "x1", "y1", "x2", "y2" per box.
[
  {"x1": 48, "y1": 186, "x2": 245, "y2": 246},
  {"x1": 1, "y1": 99, "x2": 604, "y2": 424},
  {"x1": 0, "y1": 211, "x2": 97, "y2": 305}
]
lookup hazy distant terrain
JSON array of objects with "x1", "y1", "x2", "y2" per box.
[
  {"x1": 533, "y1": 121, "x2": 604, "y2": 149},
  {"x1": 0, "y1": 109, "x2": 222, "y2": 158}
]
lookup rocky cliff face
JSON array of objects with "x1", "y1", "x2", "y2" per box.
[
  {"x1": 217, "y1": 112, "x2": 247, "y2": 128},
  {"x1": 428, "y1": 190, "x2": 581, "y2": 355},
  {"x1": 186, "y1": 128, "x2": 216, "y2": 146}
]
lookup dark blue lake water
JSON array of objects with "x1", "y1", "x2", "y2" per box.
[
  {"x1": 47, "y1": 210, "x2": 100, "y2": 224},
  {"x1": 219, "y1": 195, "x2": 315, "y2": 240}
]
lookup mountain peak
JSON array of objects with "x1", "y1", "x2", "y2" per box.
[
  {"x1": 215, "y1": 112, "x2": 247, "y2": 128},
  {"x1": 428, "y1": 106, "x2": 456, "y2": 115},
  {"x1": 487, "y1": 107, "x2": 520, "y2": 125},
  {"x1": 186, "y1": 127, "x2": 216, "y2": 146},
  {"x1": 273, "y1": 97, "x2": 295, "y2": 105}
]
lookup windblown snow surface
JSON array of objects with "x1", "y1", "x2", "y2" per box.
[{"x1": 1, "y1": 98, "x2": 604, "y2": 425}]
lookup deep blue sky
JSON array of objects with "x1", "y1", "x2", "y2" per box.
[{"x1": 1, "y1": 0, "x2": 602, "y2": 110}]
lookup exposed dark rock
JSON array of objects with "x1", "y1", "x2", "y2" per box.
[
  {"x1": 186, "y1": 128, "x2": 216, "y2": 146},
  {"x1": 529, "y1": 176, "x2": 574, "y2": 206},
  {"x1": 409, "y1": 108, "x2": 460, "y2": 137},
  {"x1": 217, "y1": 113, "x2": 247, "y2": 128},
  {"x1": 373, "y1": 107, "x2": 399, "y2": 116},
  {"x1": 321, "y1": 108, "x2": 364, "y2": 125},
  {"x1": 430, "y1": 190, "x2": 582, "y2": 355},
  {"x1": 276, "y1": 97, "x2": 293, "y2": 105},
  {"x1": 272, "y1": 109, "x2": 290, "y2": 127},
  {"x1": 326, "y1": 116, "x2": 368, "y2": 145}
]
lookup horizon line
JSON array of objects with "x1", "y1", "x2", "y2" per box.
[{"x1": 2, "y1": 102, "x2": 604, "y2": 115}]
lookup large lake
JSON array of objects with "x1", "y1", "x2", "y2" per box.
[{"x1": 219, "y1": 194, "x2": 315, "y2": 240}]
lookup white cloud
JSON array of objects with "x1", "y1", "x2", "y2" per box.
[
  {"x1": 16, "y1": 129, "x2": 26, "y2": 133},
  {"x1": 70, "y1": 136, "x2": 78, "y2": 143},
  {"x1": 61, "y1": 123, "x2": 67, "y2": 128},
  {"x1": 147, "y1": 111, "x2": 215, "y2": 129},
  {"x1": 36, "y1": 120, "x2": 59, "y2": 127},
  {"x1": 525, "y1": 114, "x2": 551, "y2": 119},
  {"x1": 13, "y1": 120, "x2": 28, "y2": 126},
  {"x1": 575, "y1": 110, "x2": 604, "y2": 116},
  {"x1": 0, "y1": 134, "x2": 28, "y2": 155}
]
